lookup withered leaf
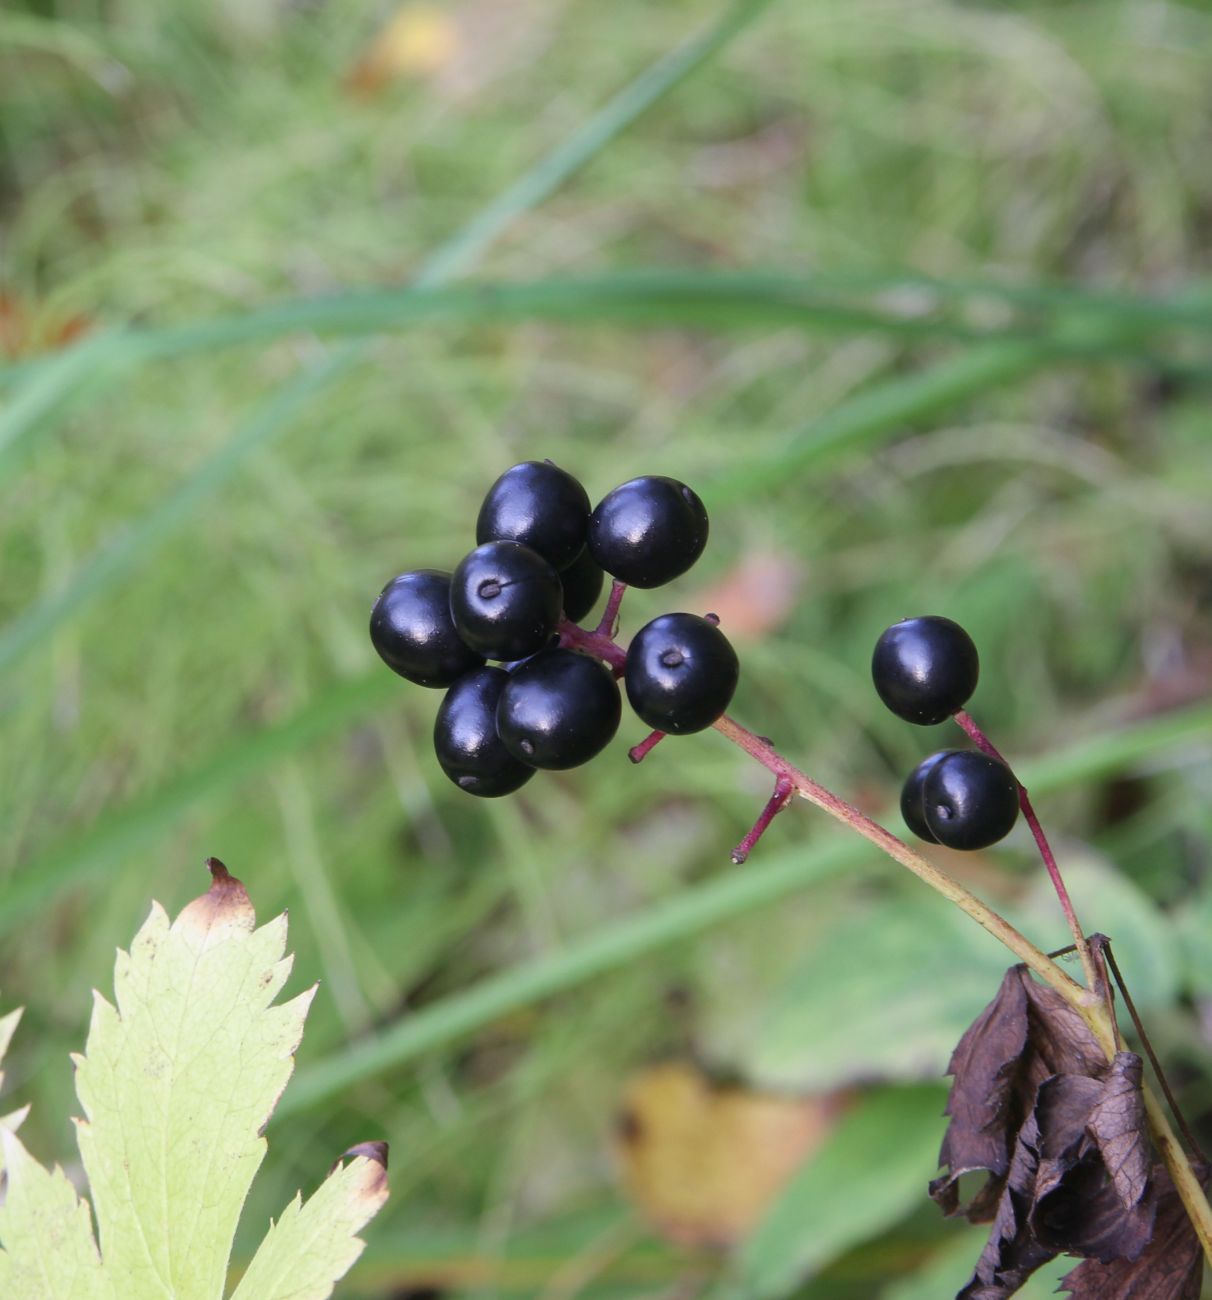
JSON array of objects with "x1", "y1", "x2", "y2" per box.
[
  {"x1": 959, "y1": 1110, "x2": 1057, "y2": 1300},
  {"x1": 936, "y1": 966, "x2": 1168, "y2": 1300},
  {"x1": 956, "y1": 1057, "x2": 1158, "y2": 1298},
  {"x1": 931, "y1": 966, "x2": 1106, "y2": 1222},
  {"x1": 1030, "y1": 1054, "x2": 1153, "y2": 1262},
  {"x1": 1060, "y1": 1167, "x2": 1205, "y2": 1300}
]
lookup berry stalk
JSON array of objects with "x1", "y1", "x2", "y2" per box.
[
  {"x1": 711, "y1": 714, "x2": 1084, "y2": 997},
  {"x1": 557, "y1": 617, "x2": 628, "y2": 676},
  {"x1": 730, "y1": 775, "x2": 793, "y2": 864},
  {"x1": 596, "y1": 579, "x2": 628, "y2": 635},
  {"x1": 953, "y1": 708, "x2": 1101, "y2": 996},
  {"x1": 628, "y1": 729, "x2": 666, "y2": 763}
]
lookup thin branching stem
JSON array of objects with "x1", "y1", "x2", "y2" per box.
[
  {"x1": 953, "y1": 710, "x2": 1101, "y2": 994},
  {"x1": 711, "y1": 714, "x2": 1084, "y2": 996}
]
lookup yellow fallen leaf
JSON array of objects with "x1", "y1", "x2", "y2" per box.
[
  {"x1": 613, "y1": 1060, "x2": 848, "y2": 1249},
  {"x1": 346, "y1": 4, "x2": 460, "y2": 97}
]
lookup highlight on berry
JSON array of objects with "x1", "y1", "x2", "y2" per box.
[{"x1": 370, "y1": 462, "x2": 739, "y2": 797}]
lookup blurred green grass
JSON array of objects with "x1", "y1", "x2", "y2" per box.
[{"x1": 3, "y1": 0, "x2": 1212, "y2": 1294}]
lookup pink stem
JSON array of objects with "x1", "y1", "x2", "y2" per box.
[
  {"x1": 596, "y1": 580, "x2": 627, "y2": 635},
  {"x1": 558, "y1": 618, "x2": 627, "y2": 677},
  {"x1": 953, "y1": 709, "x2": 1100, "y2": 993},
  {"x1": 629, "y1": 730, "x2": 666, "y2": 764},
  {"x1": 730, "y1": 774, "x2": 794, "y2": 864}
]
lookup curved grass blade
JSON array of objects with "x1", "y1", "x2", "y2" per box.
[
  {"x1": 5, "y1": 270, "x2": 1212, "y2": 388},
  {"x1": 0, "y1": 353, "x2": 342, "y2": 676}
]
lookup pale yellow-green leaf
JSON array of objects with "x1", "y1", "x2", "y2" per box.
[
  {"x1": 1, "y1": 1104, "x2": 30, "y2": 1131},
  {"x1": 0, "y1": 1004, "x2": 28, "y2": 1182},
  {"x1": 0, "y1": 1005, "x2": 22, "y2": 1094},
  {"x1": 72, "y1": 863, "x2": 316, "y2": 1300},
  {"x1": 0, "y1": 863, "x2": 387, "y2": 1299},
  {"x1": 0, "y1": 1127, "x2": 106, "y2": 1300},
  {"x1": 230, "y1": 1146, "x2": 390, "y2": 1300}
]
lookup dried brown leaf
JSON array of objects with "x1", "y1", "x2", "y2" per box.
[
  {"x1": 937, "y1": 968, "x2": 1170, "y2": 1300},
  {"x1": 959, "y1": 1110, "x2": 1057, "y2": 1300},
  {"x1": 1030, "y1": 1056, "x2": 1154, "y2": 1262},
  {"x1": 1060, "y1": 1168, "x2": 1205, "y2": 1300},
  {"x1": 931, "y1": 967, "x2": 1106, "y2": 1221}
]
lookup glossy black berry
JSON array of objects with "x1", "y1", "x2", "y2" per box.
[
  {"x1": 559, "y1": 546, "x2": 605, "y2": 623},
  {"x1": 433, "y1": 667, "x2": 536, "y2": 797},
  {"x1": 899, "y1": 750, "x2": 952, "y2": 843},
  {"x1": 497, "y1": 648, "x2": 621, "y2": 770},
  {"x1": 370, "y1": 569, "x2": 485, "y2": 687},
  {"x1": 625, "y1": 613, "x2": 739, "y2": 734},
  {"x1": 450, "y1": 541, "x2": 563, "y2": 661},
  {"x1": 872, "y1": 615, "x2": 979, "y2": 725},
  {"x1": 476, "y1": 460, "x2": 592, "y2": 572},
  {"x1": 587, "y1": 476, "x2": 709, "y2": 589},
  {"x1": 903, "y1": 749, "x2": 1020, "y2": 850}
]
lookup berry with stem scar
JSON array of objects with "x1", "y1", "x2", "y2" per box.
[
  {"x1": 497, "y1": 647, "x2": 622, "y2": 769},
  {"x1": 905, "y1": 749, "x2": 1020, "y2": 850},
  {"x1": 450, "y1": 540, "x2": 562, "y2": 661},
  {"x1": 625, "y1": 612, "x2": 739, "y2": 734}
]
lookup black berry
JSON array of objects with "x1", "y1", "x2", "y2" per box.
[
  {"x1": 450, "y1": 541, "x2": 562, "y2": 661},
  {"x1": 476, "y1": 460, "x2": 591, "y2": 572},
  {"x1": 587, "y1": 476, "x2": 709, "y2": 589},
  {"x1": 497, "y1": 648, "x2": 621, "y2": 769},
  {"x1": 433, "y1": 667, "x2": 536, "y2": 797},
  {"x1": 903, "y1": 749, "x2": 1020, "y2": 850},
  {"x1": 899, "y1": 749, "x2": 952, "y2": 843},
  {"x1": 559, "y1": 546, "x2": 605, "y2": 623},
  {"x1": 370, "y1": 569, "x2": 484, "y2": 687},
  {"x1": 872, "y1": 615, "x2": 979, "y2": 725},
  {"x1": 625, "y1": 613, "x2": 739, "y2": 734}
]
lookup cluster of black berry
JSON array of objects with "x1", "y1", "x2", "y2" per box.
[
  {"x1": 370, "y1": 462, "x2": 740, "y2": 797},
  {"x1": 872, "y1": 615, "x2": 1021, "y2": 850}
]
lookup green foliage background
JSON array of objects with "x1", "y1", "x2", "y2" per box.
[{"x1": 2, "y1": 0, "x2": 1211, "y2": 1294}]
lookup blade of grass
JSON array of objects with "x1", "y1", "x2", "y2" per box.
[
  {"x1": 0, "y1": 0, "x2": 776, "y2": 674},
  {"x1": 275, "y1": 698, "x2": 1212, "y2": 1114},
  {"x1": 409, "y1": 0, "x2": 778, "y2": 289},
  {"x1": 6, "y1": 269, "x2": 1212, "y2": 387}
]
